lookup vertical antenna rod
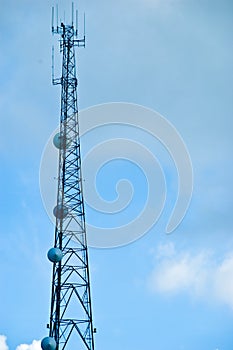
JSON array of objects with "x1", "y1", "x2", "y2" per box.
[
  {"x1": 72, "y1": 2, "x2": 74, "y2": 25},
  {"x1": 42, "y1": 5, "x2": 94, "y2": 350}
]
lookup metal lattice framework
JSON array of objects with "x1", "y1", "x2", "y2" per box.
[{"x1": 44, "y1": 9, "x2": 95, "y2": 350}]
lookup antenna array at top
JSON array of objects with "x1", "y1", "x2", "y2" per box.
[{"x1": 51, "y1": 2, "x2": 85, "y2": 39}]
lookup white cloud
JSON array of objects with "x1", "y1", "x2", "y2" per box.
[
  {"x1": 0, "y1": 337, "x2": 41, "y2": 350},
  {"x1": 0, "y1": 335, "x2": 8, "y2": 350},
  {"x1": 156, "y1": 241, "x2": 176, "y2": 259},
  {"x1": 214, "y1": 255, "x2": 233, "y2": 308},
  {"x1": 16, "y1": 340, "x2": 41, "y2": 350},
  {"x1": 148, "y1": 243, "x2": 233, "y2": 309}
]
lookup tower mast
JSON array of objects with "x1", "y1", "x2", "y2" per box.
[{"x1": 42, "y1": 5, "x2": 95, "y2": 350}]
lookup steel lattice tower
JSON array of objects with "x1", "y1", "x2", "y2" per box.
[{"x1": 41, "y1": 5, "x2": 95, "y2": 350}]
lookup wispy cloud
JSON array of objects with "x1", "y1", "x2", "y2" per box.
[{"x1": 148, "y1": 243, "x2": 233, "y2": 309}]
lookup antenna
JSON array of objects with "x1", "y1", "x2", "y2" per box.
[
  {"x1": 52, "y1": 6, "x2": 54, "y2": 32},
  {"x1": 56, "y1": 4, "x2": 58, "y2": 30},
  {"x1": 52, "y1": 46, "x2": 54, "y2": 83},
  {"x1": 76, "y1": 9, "x2": 78, "y2": 36},
  {"x1": 72, "y1": 2, "x2": 74, "y2": 26},
  {"x1": 84, "y1": 12, "x2": 86, "y2": 41}
]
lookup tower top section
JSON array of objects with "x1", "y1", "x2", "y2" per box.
[
  {"x1": 51, "y1": 3, "x2": 85, "y2": 48},
  {"x1": 51, "y1": 3, "x2": 85, "y2": 86}
]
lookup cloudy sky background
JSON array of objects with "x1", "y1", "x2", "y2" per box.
[{"x1": 0, "y1": 0, "x2": 233, "y2": 349}]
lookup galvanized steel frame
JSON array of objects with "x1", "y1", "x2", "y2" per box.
[{"x1": 48, "y1": 21, "x2": 94, "y2": 350}]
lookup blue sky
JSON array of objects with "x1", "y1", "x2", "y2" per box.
[{"x1": 0, "y1": 0, "x2": 233, "y2": 349}]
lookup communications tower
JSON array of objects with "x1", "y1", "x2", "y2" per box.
[{"x1": 41, "y1": 5, "x2": 95, "y2": 350}]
